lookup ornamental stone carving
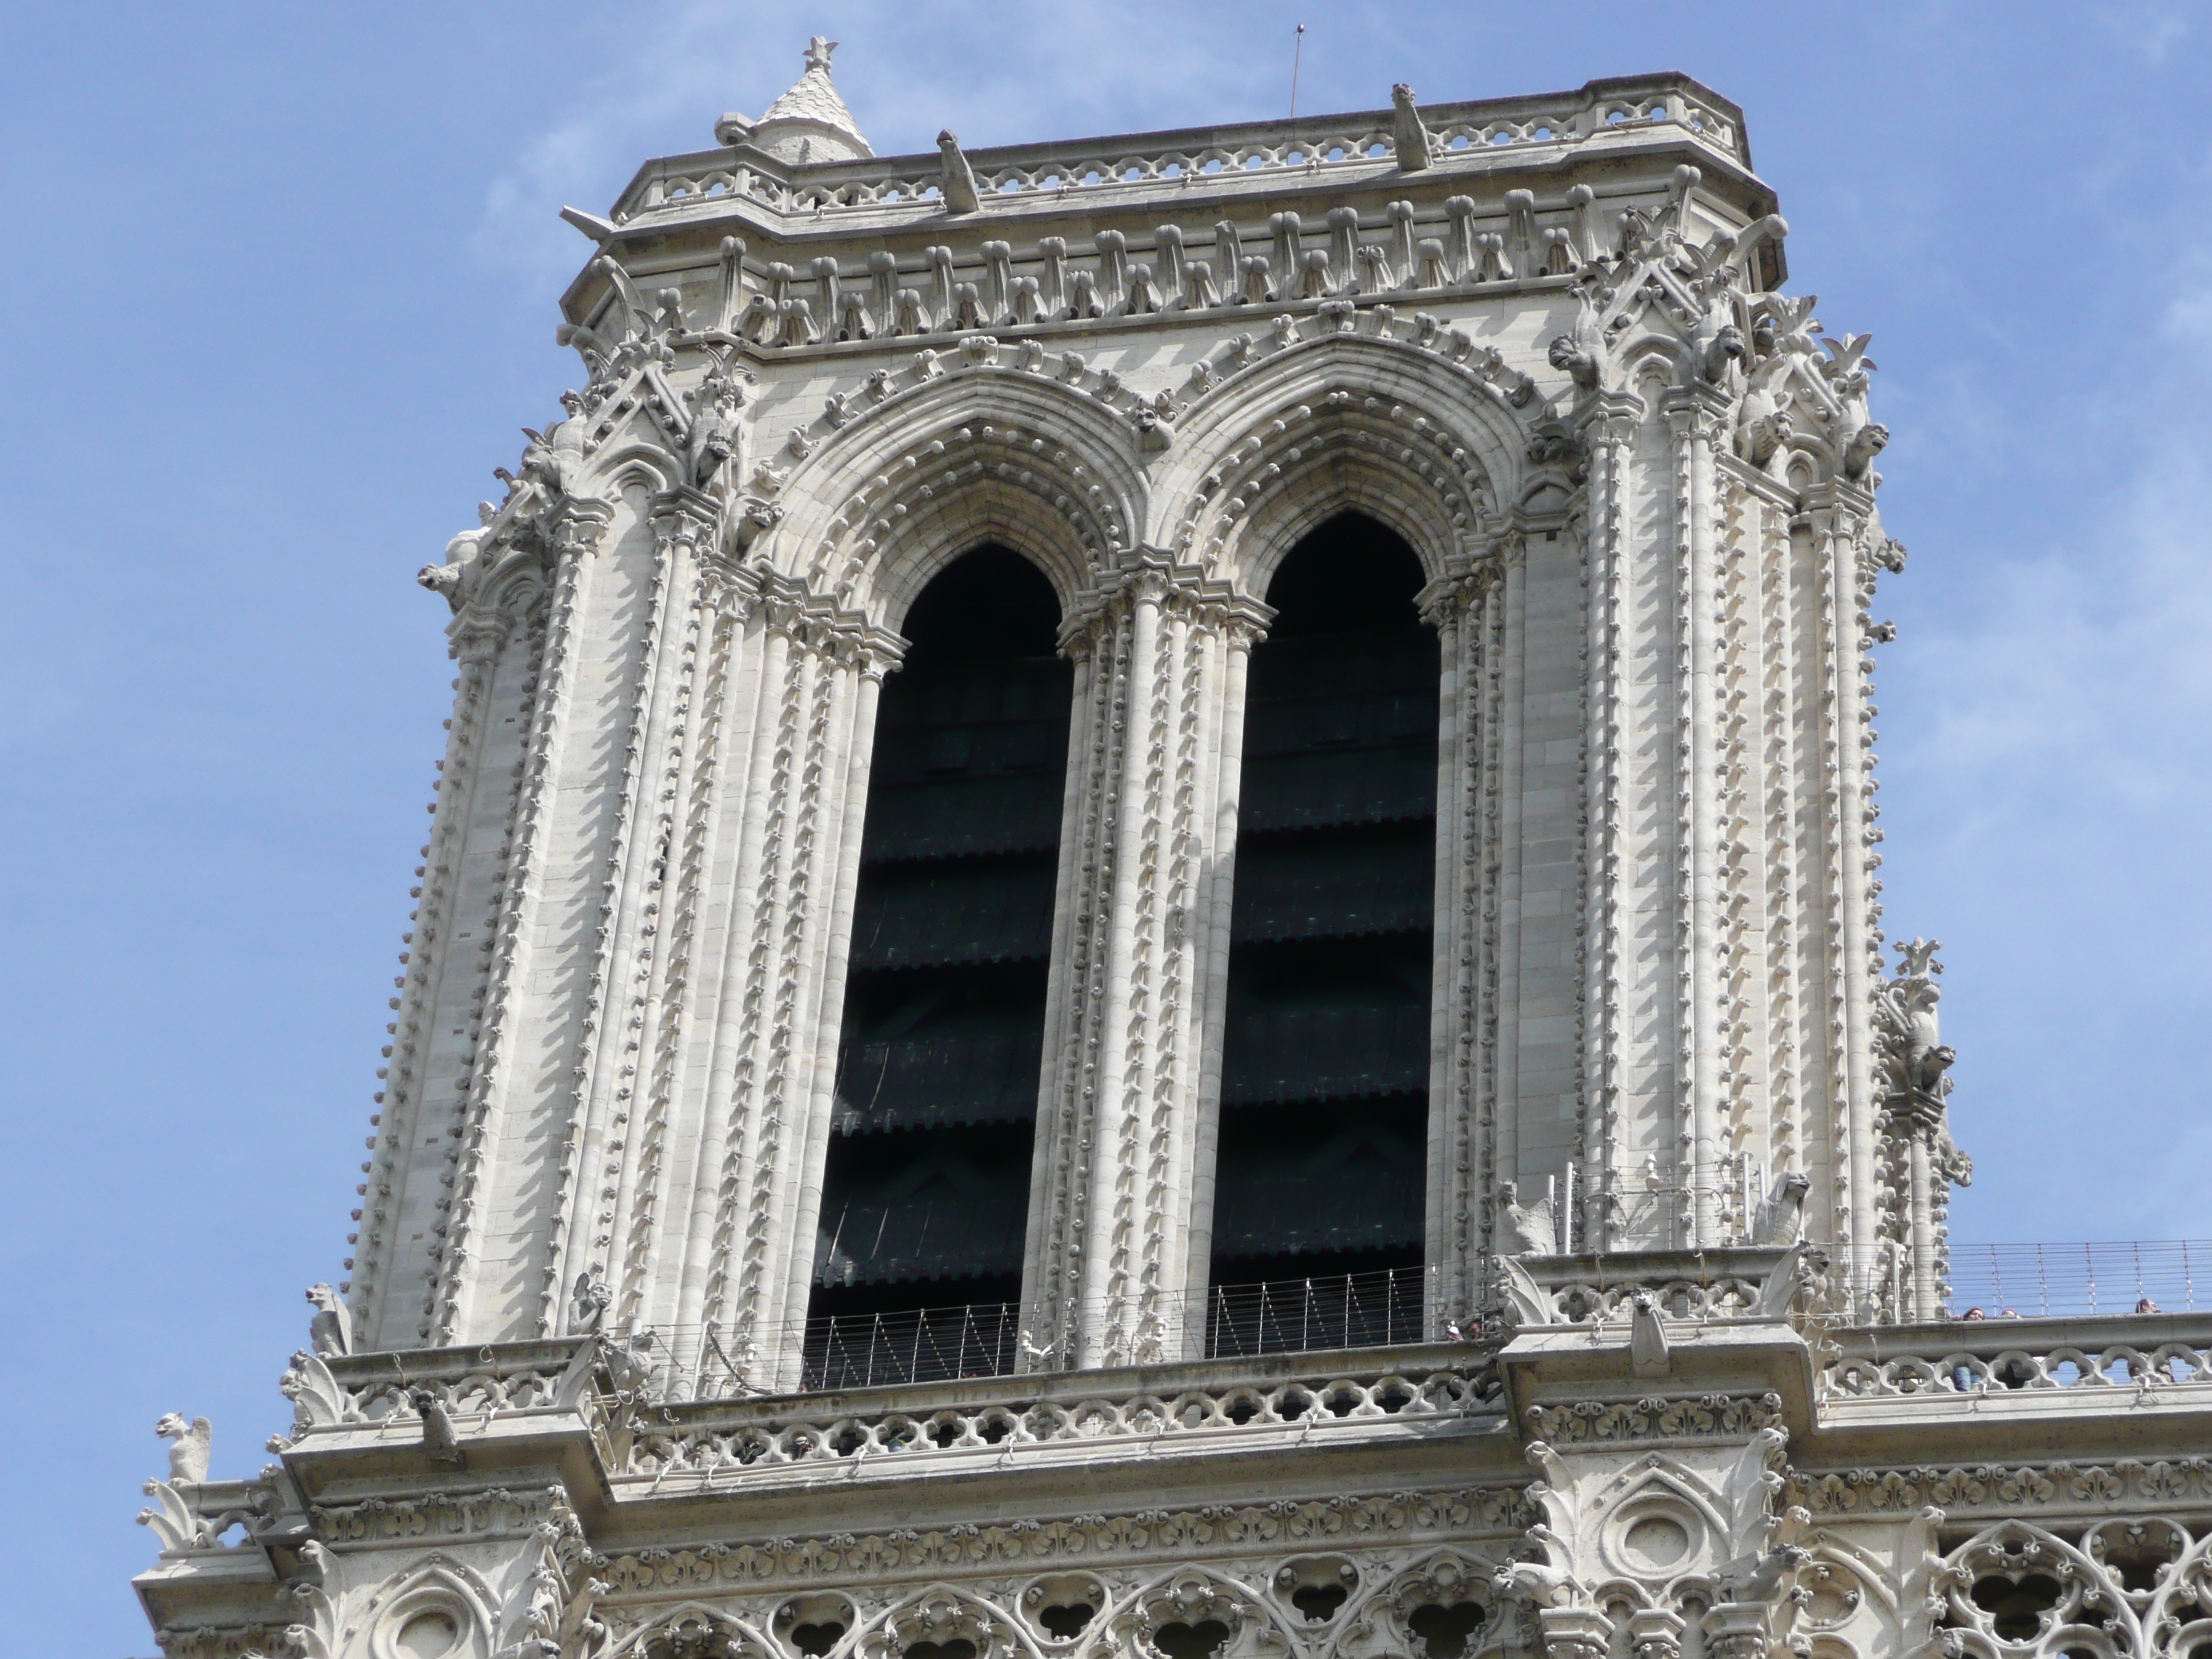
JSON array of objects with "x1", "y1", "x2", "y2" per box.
[{"x1": 136, "y1": 53, "x2": 2193, "y2": 1659}]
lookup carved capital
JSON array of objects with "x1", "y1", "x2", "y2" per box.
[
  {"x1": 541, "y1": 496, "x2": 616, "y2": 565},
  {"x1": 1416, "y1": 552, "x2": 1506, "y2": 629},
  {"x1": 1539, "y1": 1606, "x2": 1614, "y2": 1659},
  {"x1": 1576, "y1": 392, "x2": 1644, "y2": 447},
  {"x1": 449, "y1": 605, "x2": 516, "y2": 667},
  {"x1": 1661, "y1": 382, "x2": 1734, "y2": 444},
  {"x1": 648, "y1": 485, "x2": 722, "y2": 557},
  {"x1": 1700, "y1": 1601, "x2": 1775, "y2": 1659},
  {"x1": 1627, "y1": 1608, "x2": 1687, "y2": 1659},
  {"x1": 1060, "y1": 547, "x2": 1269, "y2": 657}
]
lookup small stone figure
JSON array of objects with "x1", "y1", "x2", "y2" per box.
[
  {"x1": 1390, "y1": 84, "x2": 1432, "y2": 172},
  {"x1": 1547, "y1": 333, "x2": 1600, "y2": 393},
  {"x1": 156, "y1": 1413, "x2": 212, "y2": 1485},
  {"x1": 1499, "y1": 1181, "x2": 1556, "y2": 1257},
  {"x1": 571, "y1": 1269, "x2": 611, "y2": 1334},
  {"x1": 408, "y1": 1387, "x2": 464, "y2": 1467},
  {"x1": 305, "y1": 1282, "x2": 351, "y2": 1358},
  {"x1": 937, "y1": 130, "x2": 981, "y2": 215}
]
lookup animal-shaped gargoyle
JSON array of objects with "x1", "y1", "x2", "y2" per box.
[{"x1": 156, "y1": 1411, "x2": 212, "y2": 1484}]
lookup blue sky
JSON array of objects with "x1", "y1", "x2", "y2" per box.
[{"x1": 4, "y1": 3, "x2": 2208, "y2": 1649}]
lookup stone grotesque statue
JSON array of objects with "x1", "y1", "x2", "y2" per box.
[
  {"x1": 1701, "y1": 320, "x2": 1746, "y2": 385},
  {"x1": 571, "y1": 1269, "x2": 612, "y2": 1334},
  {"x1": 1548, "y1": 333, "x2": 1600, "y2": 393},
  {"x1": 1753, "y1": 1170, "x2": 1811, "y2": 1246},
  {"x1": 1876, "y1": 938, "x2": 1954, "y2": 1106},
  {"x1": 305, "y1": 1282, "x2": 351, "y2": 1358},
  {"x1": 155, "y1": 1413, "x2": 212, "y2": 1485},
  {"x1": 937, "y1": 130, "x2": 981, "y2": 215},
  {"x1": 408, "y1": 1388, "x2": 464, "y2": 1467},
  {"x1": 1390, "y1": 84, "x2": 1431, "y2": 172},
  {"x1": 1499, "y1": 1180, "x2": 1557, "y2": 1256},
  {"x1": 417, "y1": 528, "x2": 487, "y2": 609}
]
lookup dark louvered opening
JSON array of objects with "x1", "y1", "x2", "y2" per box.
[
  {"x1": 1210, "y1": 514, "x2": 1437, "y2": 1289},
  {"x1": 812, "y1": 547, "x2": 1069, "y2": 1326}
]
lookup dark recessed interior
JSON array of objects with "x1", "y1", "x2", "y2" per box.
[
  {"x1": 1208, "y1": 513, "x2": 1436, "y2": 1290},
  {"x1": 811, "y1": 546, "x2": 1069, "y2": 1329}
]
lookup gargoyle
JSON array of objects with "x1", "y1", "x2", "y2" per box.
[
  {"x1": 518, "y1": 390, "x2": 589, "y2": 498},
  {"x1": 681, "y1": 361, "x2": 745, "y2": 491},
  {"x1": 409, "y1": 1387, "x2": 465, "y2": 1468},
  {"x1": 156, "y1": 1412, "x2": 212, "y2": 1484},
  {"x1": 1629, "y1": 1290, "x2": 1671, "y2": 1377},
  {"x1": 1753, "y1": 1171, "x2": 1810, "y2": 1246},
  {"x1": 1701, "y1": 321, "x2": 1746, "y2": 385},
  {"x1": 1843, "y1": 418, "x2": 1889, "y2": 480},
  {"x1": 937, "y1": 130, "x2": 981, "y2": 215},
  {"x1": 1500, "y1": 1180, "x2": 1557, "y2": 1256},
  {"x1": 1391, "y1": 84, "x2": 1432, "y2": 171},
  {"x1": 1495, "y1": 1557, "x2": 1577, "y2": 1609},
  {"x1": 418, "y1": 528, "x2": 488, "y2": 611},
  {"x1": 570, "y1": 1269, "x2": 611, "y2": 1334},
  {"x1": 1547, "y1": 333, "x2": 1601, "y2": 395},
  {"x1": 305, "y1": 1282, "x2": 351, "y2": 1358}
]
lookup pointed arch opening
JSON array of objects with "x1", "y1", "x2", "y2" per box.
[
  {"x1": 1203, "y1": 513, "x2": 1437, "y2": 1343},
  {"x1": 809, "y1": 545, "x2": 1071, "y2": 1380}
]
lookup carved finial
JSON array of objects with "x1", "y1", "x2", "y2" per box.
[
  {"x1": 1894, "y1": 937, "x2": 1943, "y2": 981},
  {"x1": 804, "y1": 35, "x2": 837, "y2": 73}
]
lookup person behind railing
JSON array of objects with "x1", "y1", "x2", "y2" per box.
[
  {"x1": 1953, "y1": 1307, "x2": 1985, "y2": 1391},
  {"x1": 2137, "y1": 1296, "x2": 2161, "y2": 1315}
]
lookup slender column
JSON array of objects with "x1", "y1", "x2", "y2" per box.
[
  {"x1": 1028, "y1": 552, "x2": 1264, "y2": 1369},
  {"x1": 433, "y1": 495, "x2": 614, "y2": 1343},
  {"x1": 1421, "y1": 547, "x2": 1504, "y2": 1323},
  {"x1": 1025, "y1": 597, "x2": 1130, "y2": 1362},
  {"x1": 1668, "y1": 390, "x2": 1732, "y2": 1244},
  {"x1": 1577, "y1": 407, "x2": 1636, "y2": 1250},
  {"x1": 1079, "y1": 568, "x2": 1164, "y2": 1367},
  {"x1": 549, "y1": 487, "x2": 715, "y2": 1334},
  {"x1": 1020, "y1": 640, "x2": 1102, "y2": 1364},
  {"x1": 1425, "y1": 571, "x2": 1470, "y2": 1309},
  {"x1": 1492, "y1": 534, "x2": 1527, "y2": 1254},
  {"x1": 772, "y1": 634, "x2": 896, "y2": 1388},
  {"x1": 352, "y1": 588, "x2": 522, "y2": 1347},
  {"x1": 1807, "y1": 485, "x2": 1881, "y2": 1308},
  {"x1": 1178, "y1": 618, "x2": 1257, "y2": 1352},
  {"x1": 668, "y1": 580, "x2": 775, "y2": 1341}
]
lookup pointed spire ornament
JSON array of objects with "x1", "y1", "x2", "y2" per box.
[{"x1": 720, "y1": 37, "x2": 873, "y2": 163}]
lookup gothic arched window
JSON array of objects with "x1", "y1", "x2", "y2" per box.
[
  {"x1": 810, "y1": 546, "x2": 1071, "y2": 1359},
  {"x1": 1203, "y1": 514, "x2": 1438, "y2": 1310}
]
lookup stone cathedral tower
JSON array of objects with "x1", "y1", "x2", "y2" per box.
[{"x1": 136, "y1": 46, "x2": 2212, "y2": 1659}]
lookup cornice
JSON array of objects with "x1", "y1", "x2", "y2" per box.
[{"x1": 591, "y1": 1480, "x2": 1530, "y2": 1599}]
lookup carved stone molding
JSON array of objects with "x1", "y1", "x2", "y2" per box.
[
  {"x1": 1523, "y1": 1390, "x2": 1784, "y2": 1447},
  {"x1": 1796, "y1": 1459, "x2": 2212, "y2": 1519},
  {"x1": 311, "y1": 1481, "x2": 571, "y2": 1545},
  {"x1": 595, "y1": 1485, "x2": 1527, "y2": 1596}
]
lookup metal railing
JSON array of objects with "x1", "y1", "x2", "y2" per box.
[
  {"x1": 614, "y1": 1265, "x2": 1436, "y2": 1398},
  {"x1": 801, "y1": 1301, "x2": 1020, "y2": 1392},
  {"x1": 1945, "y1": 1241, "x2": 2212, "y2": 1319},
  {"x1": 594, "y1": 1243, "x2": 2212, "y2": 1401},
  {"x1": 1202, "y1": 1267, "x2": 1426, "y2": 1360}
]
